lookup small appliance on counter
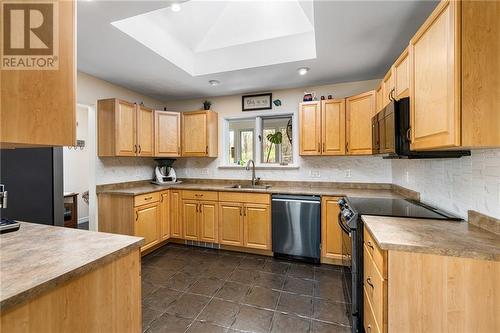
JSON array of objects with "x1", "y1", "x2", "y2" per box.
[
  {"x1": 151, "y1": 158, "x2": 182, "y2": 185},
  {"x1": 0, "y1": 218, "x2": 20, "y2": 234}
]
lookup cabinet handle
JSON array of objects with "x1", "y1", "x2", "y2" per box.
[
  {"x1": 135, "y1": 211, "x2": 138, "y2": 221},
  {"x1": 195, "y1": 194, "x2": 203, "y2": 197},
  {"x1": 243, "y1": 207, "x2": 247, "y2": 216},
  {"x1": 322, "y1": 142, "x2": 325, "y2": 152},
  {"x1": 138, "y1": 145, "x2": 141, "y2": 154},
  {"x1": 317, "y1": 142, "x2": 320, "y2": 152},
  {"x1": 199, "y1": 204, "x2": 202, "y2": 213},
  {"x1": 144, "y1": 196, "x2": 152, "y2": 201},
  {"x1": 178, "y1": 146, "x2": 181, "y2": 154},
  {"x1": 206, "y1": 145, "x2": 208, "y2": 154},
  {"x1": 366, "y1": 277, "x2": 374, "y2": 288},
  {"x1": 406, "y1": 128, "x2": 412, "y2": 142},
  {"x1": 345, "y1": 142, "x2": 349, "y2": 152},
  {"x1": 366, "y1": 241, "x2": 374, "y2": 250},
  {"x1": 134, "y1": 144, "x2": 137, "y2": 154},
  {"x1": 196, "y1": 203, "x2": 199, "y2": 213},
  {"x1": 367, "y1": 324, "x2": 372, "y2": 333}
]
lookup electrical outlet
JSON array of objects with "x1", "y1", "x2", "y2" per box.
[
  {"x1": 201, "y1": 168, "x2": 209, "y2": 175},
  {"x1": 309, "y1": 169, "x2": 321, "y2": 178},
  {"x1": 406, "y1": 171, "x2": 410, "y2": 183},
  {"x1": 345, "y1": 169, "x2": 352, "y2": 178}
]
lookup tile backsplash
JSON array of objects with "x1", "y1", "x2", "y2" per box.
[
  {"x1": 392, "y1": 149, "x2": 500, "y2": 219},
  {"x1": 96, "y1": 157, "x2": 155, "y2": 185}
]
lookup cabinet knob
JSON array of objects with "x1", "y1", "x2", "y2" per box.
[
  {"x1": 366, "y1": 241, "x2": 374, "y2": 250},
  {"x1": 366, "y1": 277, "x2": 374, "y2": 288}
]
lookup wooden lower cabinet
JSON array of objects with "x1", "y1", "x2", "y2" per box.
[
  {"x1": 244, "y1": 204, "x2": 271, "y2": 250},
  {"x1": 159, "y1": 191, "x2": 170, "y2": 240},
  {"x1": 182, "y1": 200, "x2": 199, "y2": 240},
  {"x1": 134, "y1": 202, "x2": 160, "y2": 252},
  {"x1": 170, "y1": 190, "x2": 182, "y2": 238},
  {"x1": 200, "y1": 201, "x2": 218, "y2": 243},
  {"x1": 219, "y1": 202, "x2": 244, "y2": 246},
  {"x1": 181, "y1": 195, "x2": 218, "y2": 243},
  {"x1": 321, "y1": 197, "x2": 343, "y2": 263}
]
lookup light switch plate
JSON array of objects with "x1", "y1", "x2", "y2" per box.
[
  {"x1": 345, "y1": 169, "x2": 352, "y2": 178},
  {"x1": 201, "y1": 168, "x2": 209, "y2": 175},
  {"x1": 309, "y1": 169, "x2": 320, "y2": 178}
]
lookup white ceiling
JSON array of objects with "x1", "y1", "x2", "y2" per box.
[{"x1": 77, "y1": 0, "x2": 438, "y2": 101}]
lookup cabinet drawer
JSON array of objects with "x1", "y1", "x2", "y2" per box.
[
  {"x1": 134, "y1": 192, "x2": 160, "y2": 207},
  {"x1": 364, "y1": 244, "x2": 387, "y2": 332},
  {"x1": 364, "y1": 287, "x2": 382, "y2": 333},
  {"x1": 218, "y1": 191, "x2": 270, "y2": 204},
  {"x1": 363, "y1": 228, "x2": 387, "y2": 278},
  {"x1": 182, "y1": 190, "x2": 218, "y2": 201}
]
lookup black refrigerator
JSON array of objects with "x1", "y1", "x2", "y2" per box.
[{"x1": 0, "y1": 148, "x2": 64, "y2": 226}]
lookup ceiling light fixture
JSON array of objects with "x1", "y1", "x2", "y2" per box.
[
  {"x1": 209, "y1": 80, "x2": 220, "y2": 86},
  {"x1": 297, "y1": 67, "x2": 310, "y2": 75},
  {"x1": 171, "y1": 2, "x2": 181, "y2": 12}
]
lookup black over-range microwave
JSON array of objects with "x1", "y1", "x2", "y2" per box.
[{"x1": 371, "y1": 97, "x2": 470, "y2": 159}]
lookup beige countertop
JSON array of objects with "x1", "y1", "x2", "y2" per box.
[
  {"x1": 0, "y1": 222, "x2": 143, "y2": 311},
  {"x1": 362, "y1": 215, "x2": 500, "y2": 261},
  {"x1": 97, "y1": 180, "x2": 408, "y2": 199}
]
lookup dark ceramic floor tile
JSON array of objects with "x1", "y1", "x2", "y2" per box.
[
  {"x1": 187, "y1": 321, "x2": 227, "y2": 333},
  {"x1": 147, "y1": 313, "x2": 192, "y2": 333},
  {"x1": 144, "y1": 287, "x2": 181, "y2": 311},
  {"x1": 283, "y1": 276, "x2": 314, "y2": 296},
  {"x1": 242, "y1": 286, "x2": 279, "y2": 310},
  {"x1": 198, "y1": 298, "x2": 240, "y2": 327},
  {"x1": 142, "y1": 305, "x2": 162, "y2": 332},
  {"x1": 228, "y1": 269, "x2": 259, "y2": 285},
  {"x1": 188, "y1": 277, "x2": 225, "y2": 296},
  {"x1": 311, "y1": 320, "x2": 351, "y2": 333},
  {"x1": 205, "y1": 264, "x2": 235, "y2": 280},
  {"x1": 143, "y1": 267, "x2": 178, "y2": 286},
  {"x1": 165, "y1": 293, "x2": 211, "y2": 319},
  {"x1": 182, "y1": 262, "x2": 210, "y2": 275},
  {"x1": 231, "y1": 305, "x2": 274, "y2": 333},
  {"x1": 277, "y1": 292, "x2": 314, "y2": 318},
  {"x1": 313, "y1": 299, "x2": 350, "y2": 326},
  {"x1": 164, "y1": 271, "x2": 200, "y2": 292},
  {"x1": 270, "y1": 312, "x2": 311, "y2": 333},
  {"x1": 254, "y1": 271, "x2": 285, "y2": 290},
  {"x1": 215, "y1": 281, "x2": 250, "y2": 302},
  {"x1": 313, "y1": 278, "x2": 345, "y2": 303},
  {"x1": 262, "y1": 260, "x2": 290, "y2": 275},
  {"x1": 239, "y1": 257, "x2": 267, "y2": 270},
  {"x1": 314, "y1": 268, "x2": 343, "y2": 282},
  {"x1": 288, "y1": 264, "x2": 315, "y2": 280},
  {"x1": 142, "y1": 280, "x2": 160, "y2": 298}
]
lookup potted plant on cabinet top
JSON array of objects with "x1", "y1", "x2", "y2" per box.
[{"x1": 203, "y1": 100, "x2": 212, "y2": 110}]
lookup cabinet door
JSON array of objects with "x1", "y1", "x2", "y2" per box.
[
  {"x1": 410, "y1": 0, "x2": 460, "y2": 150},
  {"x1": 375, "y1": 84, "x2": 383, "y2": 113},
  {"x1": 299, "y1": 102, "x2": 321, "y2": 155},
  {"x1": 182, "y1": 112, "x2": 207, "y2": 156},
  {"x1": 136, "y1": 105, "x2": 154, "y2": 157},
  {"x1": 219, "y1": 202, "x2": 244, "y2": 246},
  {"x1": 346, "y1": 91, "x2": 376, "y2": 155},
  {"x1": 155, "y1": 111, "x2": 181, "y2": 157},
  {"x1": 382, "y1": 68, "x2": 394, "y2": 108},
  {"x1": 182, "y1": 200, "x2": 199, "y2": 240},
  {"x1": 116, "y1": 100, "x2": 137, "y2": 156},
  {"x1": 170, "y1": 190, "x2": 182, "y2": 238},
  {"x1": 244, "y1": 204, "x2": 271, "y2": 250},
  {"x1": 321, "y1": 197, "x2": 342, "y2": 261},
  {"x1": 199, "y1": 201, "x2": 218, "y2": 243},
  {"x1": 159, "y1": 191, "x2": 170, "y2": 241},
  {"x1": 322, "y1": 99, "x2": 346, "y2": 155},
  {"x1": 134, "y1": 203, "x2": 160, "y2": 252},
  {"x1": 394, "y1": 48, "x2": 410, "y2": 100}
]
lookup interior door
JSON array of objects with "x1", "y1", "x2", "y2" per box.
[
  {"x1": 136, "y1": 105, "x2": 154, "y2": 157},
  {"x1": 115, "y1": 100, "x2": 136, "y2": 156},
  {"x1": 321, "y1": 197, "x2": 342, "y2": 260},
  {"x1": 170, "y1": 190, "x2": 182, "y2": 238},
  {"x1": 134, "y1": 202, "x2": 160, "y2": 251},
  {"x1": 199, "y1": 201, "x2": 218, "y2": 243},
  {"x1": 346, "y1": 91, "x2": 376, "y2": 155},
  {"x1": 159, "y1": 191, "x2": 170, "y2": 241},
  {"x1": 219, "y1": 202, "x2": 244, "y2": 246},
  {"x1": 155, "y1": 111, "x2": 181, "y2": 157},
  {"x1": 182, "y1": 200, "x2": 199, "y2": 240},
  {"x1": 299, "y1": 102, "x2": 321, "y2": 155},
  {"x1": 182, "y1": 112, "x2": 207, "y2": 156},
  {"x1": 322, "y1": 99, "x2": 346, "y2": 155},
  {"x1": 244, "y1": 204, "x2": 270, "y2": 250}
]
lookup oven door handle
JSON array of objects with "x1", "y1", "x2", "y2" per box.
[{"x1": 338, "y1": 212, "x2": 351, "y2": 235}]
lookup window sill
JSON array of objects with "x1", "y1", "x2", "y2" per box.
[{"x1": 218, "y1": 164, "x2": 299, "y2": 170}]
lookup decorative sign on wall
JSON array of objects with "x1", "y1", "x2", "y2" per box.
[{"x1": 242, "y1": 93, "x2": 272, "y2": 111}]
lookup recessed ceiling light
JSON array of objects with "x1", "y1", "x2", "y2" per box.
[
  {"x1": 297, "y1": 67, "x2": 310, "y2": 75},
  {"x1": 209, "y1": 80, "x2": 220, "y2": 86},
  {"x1": 171, "y1": 2, "x2": 181, "y2": 12}
]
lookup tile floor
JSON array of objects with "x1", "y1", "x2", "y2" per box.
[{"x1": 142, "y1": 244, "x2": 352, "y2": 333}]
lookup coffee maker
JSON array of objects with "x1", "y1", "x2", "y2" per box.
[{"x1": 152, "y1": 159, "x2": 181, "y2": 185}]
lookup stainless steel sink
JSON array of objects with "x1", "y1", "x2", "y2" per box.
[{"x1": 226, "y1": 184, "x2": 272, "y2": 189}]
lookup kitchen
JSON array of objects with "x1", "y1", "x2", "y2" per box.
[{"x1": 1, "y1": 1, "x2": 499, "y2": 333}]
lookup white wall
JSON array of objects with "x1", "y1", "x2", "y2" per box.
[
  {"x1": 63, "y1": 106, "x2": 90, "y2": 222},
  {"x1": 392, "y1": 149, "x2": 500, "y2": 219},
  {"x1": 167, "y1": 79, "x2": 393, "y2": 184}
]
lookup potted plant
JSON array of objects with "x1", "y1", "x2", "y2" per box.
[
  {"x1": 203, "y1": 100, "x2": 212, "y2": 110},
  {"x1": 265, "y1": 132, "x2": 282, "y2": 163}
]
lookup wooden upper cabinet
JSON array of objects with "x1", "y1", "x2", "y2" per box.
[
  {"x1": 382, "y1": 68, "x2": 394, "y2": 108},
  {"x1": 159, "y1": 191, "x2": 170, "y2": 241},
  {"x1": 299, "y1": 102, "x2": 321, "y2": 155},
  {"x1": 321, "y1": 197, "x2": 342, "y2": 262},
  {"x1": 170, "y1": 190, "x2": 182, "y2": 238},
  {"x1": 322, "y1": 99, "x2": 346, "y2": 155},
  {"x1": 243, "y1": 203, "x2": 271, "y2": 250},
  {"x1": 136, "y1": 105, "x2": 154, "y2": 157},
  {"x1": 394, "y1": 48, "x2": 410, "y2": 100},
  {"x1": 346, "y1": 91, "x2": 376, "y2": 155},
  {"x1": 98, "y1": 99, "x2": 136, "y2": 157},
  {"x1": 375, "y1": 84, "x2": 383, "y2": 113},
  {"x1": 134, "y1": 202, "x2": 160, "y2": 252},
  {"x1": 219, "y1": 202, "x2": 244, "y2": 246},
  {"x1": 155, "y1": 111, "x2": 181, "y2": 157},
  {"x1": 181, "y1": 111, "x2": 218, "y2": 157},
  {"x1": 0, "y1": 0, "x2": 76, "y2": 148}
]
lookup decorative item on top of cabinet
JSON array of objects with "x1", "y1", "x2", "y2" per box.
[
  {"x1": 346, "y1": 90, "x2": 376, "y2": 155},
  {"x1": 409, "y1": 0, "x2": 500, "y2": 150},
  {"x1": 320, "y1": 197, "x2": 343, "y2": 265},
  {"x1": 0, "y1": 0, "x2": 76, "y2": 148},
  {"x1": 154, "y1": 111, "x2": 181, "y2": 157},
  {"x1": 181, "y1": 111, "x2": 218, "y2": 157},
  {"x1": 97, "y1": 99, "x2": 154, "y2": 157},
  {"x1": 393, "y1": 47, "x2": 409, "y2": 100}
]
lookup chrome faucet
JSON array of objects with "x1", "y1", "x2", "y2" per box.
[
  {"x1": 0, "y1": 184, "x2": 7, "y2": 209},
  {"x1": 245, "y1": 160, "x2": 259, "y2": 186}
]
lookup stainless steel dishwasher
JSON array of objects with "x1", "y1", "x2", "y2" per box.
[{"x1": 271, "y1": 194, "x2": 321, "y2": 263}]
